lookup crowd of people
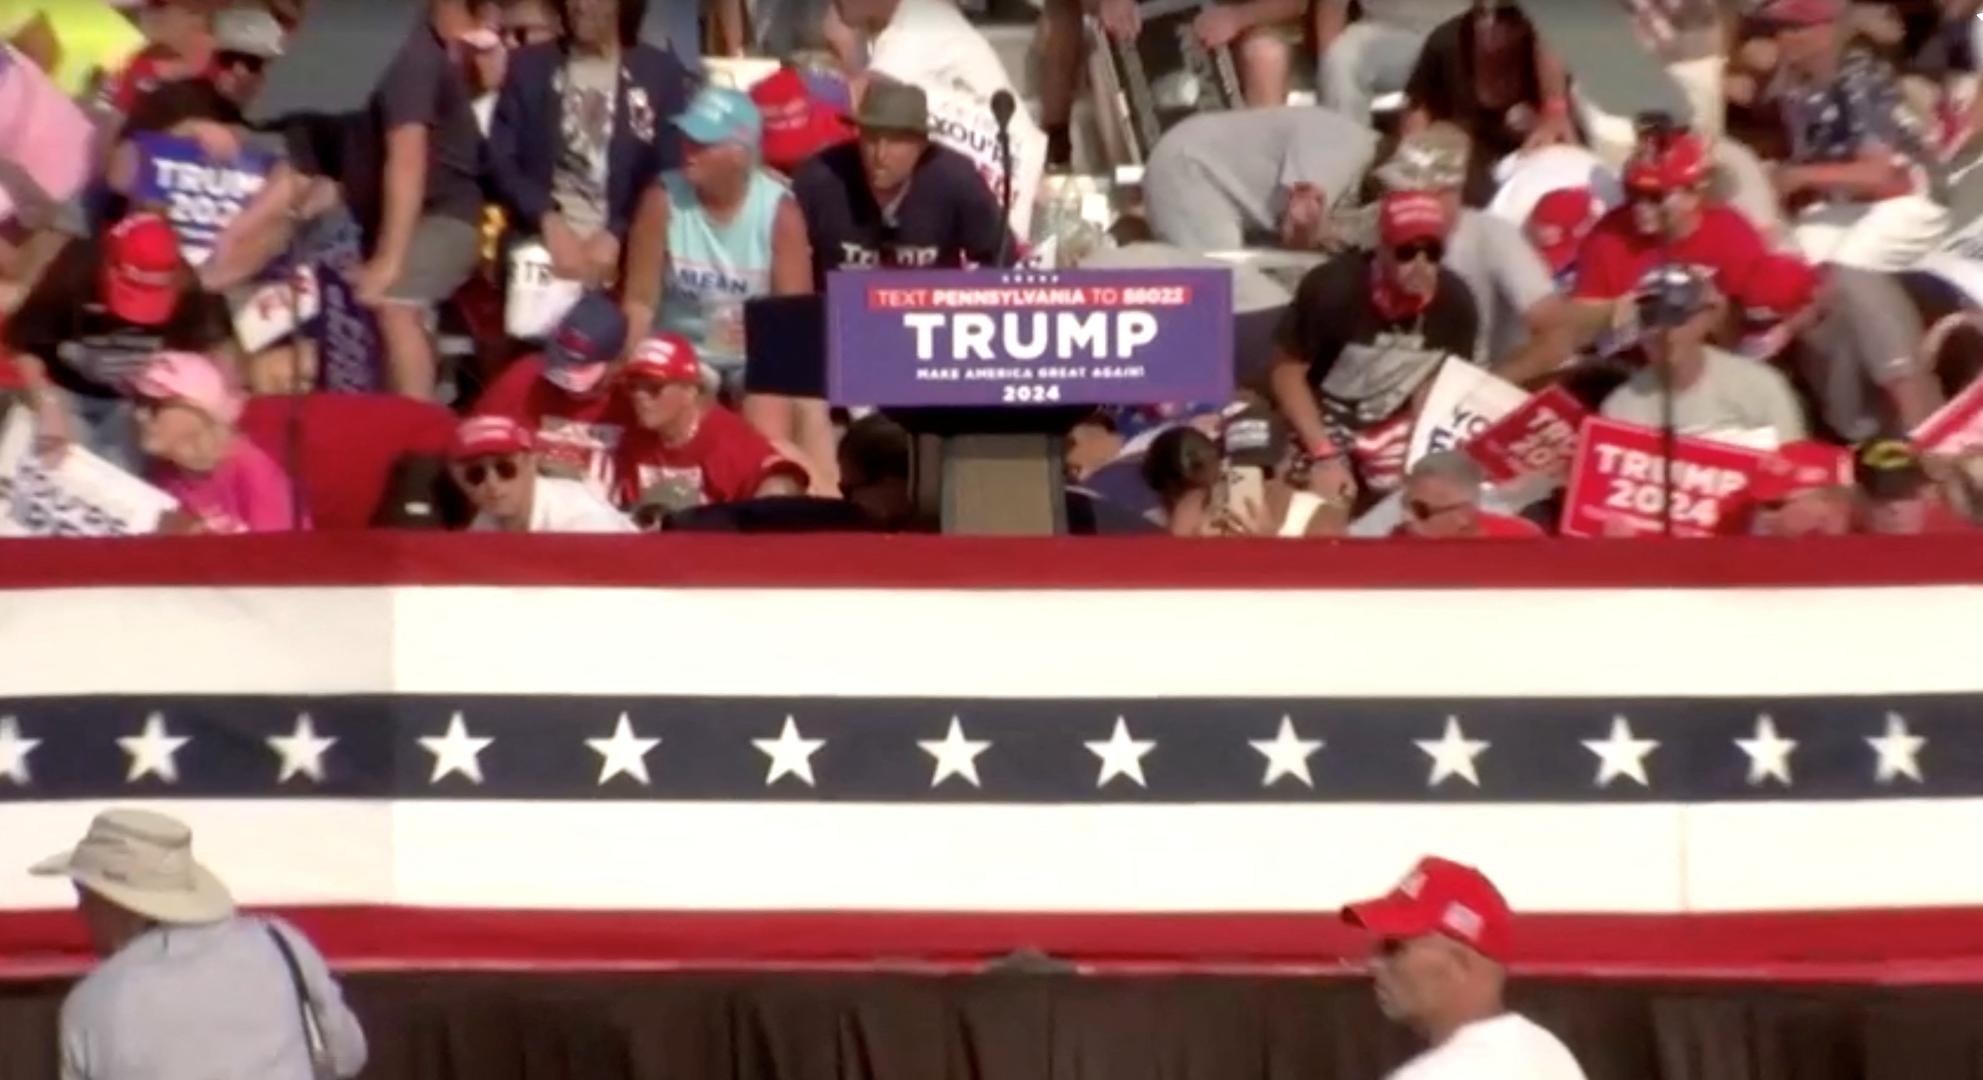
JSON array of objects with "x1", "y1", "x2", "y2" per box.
[{"x1": 0, "y1": 0, "x2": 1977, "y2": 539}]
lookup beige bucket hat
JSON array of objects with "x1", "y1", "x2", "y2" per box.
[{"x1": 31, "y1": 810, "x2": 234, "y2": 925}]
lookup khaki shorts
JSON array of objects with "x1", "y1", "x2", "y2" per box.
[{"x1": 383, "y1": 214, "x2": 482, "y2": 307}]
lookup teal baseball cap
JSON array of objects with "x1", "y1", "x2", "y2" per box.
[{"x1": 674, "y1": 86, "x2": 763, "y2": 148}]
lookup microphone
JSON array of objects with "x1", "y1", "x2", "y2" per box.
[
  {"x1": 990, "y1": 90, "x2": 1016, "y2": 133},
  {"x1": 989, "y1": 91, "x2": 1017, "y2": 266}
]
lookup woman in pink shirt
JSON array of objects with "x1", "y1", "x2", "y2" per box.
[{"x1": 130, "y1": 350, "x2": 303, "y2": 533}]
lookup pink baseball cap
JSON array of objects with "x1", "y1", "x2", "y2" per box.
[{"x1": 129, "y1": 351, "x2": 242, "y2": 425}]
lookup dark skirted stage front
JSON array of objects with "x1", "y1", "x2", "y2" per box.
[{"x1": 1, "y1": 971, "x2": 1981, "y2": 1079}]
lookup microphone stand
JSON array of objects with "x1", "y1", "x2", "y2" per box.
[{"x1": 992, "y1": 96, "x2": 1016, "y2": 266}]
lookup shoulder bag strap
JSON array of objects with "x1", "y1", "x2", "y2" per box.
[{"x1": 264, "y1": 922, "x2": 333, "y2": 1074}]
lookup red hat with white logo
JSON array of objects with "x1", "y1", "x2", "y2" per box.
[
  {"x1": 1341, "y1": 856, "x2": 1512, "y2": 961},
  {"x1": 450, "y1": 415, "x2": 535, "y2": 461},
  {"x1": 102, "y1": 213, "x2": 184, "y2": 326},
  {"x1": 1378, "y1": 191, "x2": 1450, "y2": 248},
  {"x1": 1624, "y1": 131, "x2": 1711, "y2": 194},
  {"x1": 624, "y1": 332, "x2": 704, "y2": 384},
  {"x1": 1525, "y1": 187, "x2": 1598, "y2": 275},
  {"x1": 751, "y1": 66, "x2": 855, "y2": 176}
]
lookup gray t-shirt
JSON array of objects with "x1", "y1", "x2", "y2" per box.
[
  {"x1": 1600, "y1": 345, "x2": 1809, "y2": 440},
  {"x1": 552, "y1": 55, "x2": 619, "y2": 235},
  {"x1": 1144, "y1": 107, "x2": 1379, "y2": 251},
  {"x1": 1357, "y1": 0, "x2": 1472, "y2": 36},
  {"x1": 1444, "y1": 209, "x2": 1556, "y2": 365}
]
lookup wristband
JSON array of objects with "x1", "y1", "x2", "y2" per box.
[{"x1": 1304, "y1": 437, "x2": 1341, "y2": 461}]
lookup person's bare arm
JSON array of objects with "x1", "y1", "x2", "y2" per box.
[
  {"x1": 1568, "y1": 296, "x2": 1623, "y2": 351},
  {"x1": 1493, "y1": 296, "x2": 1574, "y2": 385},
  {"x1": 1773, "y1": 148, "x2": 1911, "y2": 203},
  {"x1": 357, "y1": 124, "x2": 429, "y2": 302},
  {"x1": 1527, "y1": 36, "x2": 1576, "y2": 147},
  {"x1": 770, "y1": 196, "x2": 813, "y2": 296},
  {"x1": 1268, "y1": 347, "x2": 1335, "y2": 457},
  {"x1": 201, "y1": 164, "x2": 309, "y2": 292},
  {"x1": 709, "y1": 0, "x2": 748, "y2": 54},
  {"x1": 1311, "y1": 0, "x2": 1351, "y2": 58},
  {"x1": 620, "y1": 184, "x2": 671, "y2": 343}
]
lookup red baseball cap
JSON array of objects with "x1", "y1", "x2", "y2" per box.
[
  {"x1": 1378, "y1": 191, "x2": 1450, "y2": 248},
  {"x1": 450, "y1": 415, "x2": 535, "y2": 460},
  {"x1": 1754, "y1": 0, "x2": 1843, "y2": 27},
  {"x1": 752, "y1": 67, "x2": 855, "y2": 176},
  {"x1": 1525, "y1": 187, "x2": 1597, "y2": 275},
  {"x1": 624, "y1": 332, "x2": 703, "y2": 384},
  {"x1": 1624, "y1": 131, "x2": 1711, "y2": 194},
  {"x1": 1341, "y1": 856, "x2": 1512, "y2": 961},
  {"x1": 101, "y1": 213, "x2": 184, "y2": 326},
  {"x1": 1749, "y1": 440, "x2": 1851, "y2": 502}
]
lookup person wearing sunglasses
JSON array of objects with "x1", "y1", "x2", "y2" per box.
[
  {"x1": 613, "y1": 332, "x2": 810, "y2": 510},
  {"x1": 1374, "y1": 124, "x2": 1570, "y2": 384},
  {"x1": 1390, "y1": 452, "x2": 1541, "y2": 540},
  {"x1": 129, "y1": 349, "x2": 303, "y2": 534},
  {"x1": 452, "y1": 415, "x2": 635, "y2": 533},
  {"x1": 1269, "y1": 190, "x2": 1479, "y2": 508},
  {"x1": 1342, "y1": 857, "x2": 1589, "y2": 1080},
  {"x1": 1567, "y1": 126, "x2": 1773, "y2": 354}
]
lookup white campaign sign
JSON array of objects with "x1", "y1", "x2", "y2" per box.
[
  {"x1": 0, "y1": 407, "x2": 177, "y2": 537},
  {"x1": 920, "y1": 82, "x2": 1047, "y2": 245},
  {"x1": 1405, "y1": 359, "x2": 1531, "y2": 469},
  {"x1": 229, "y1": 265, "x2": 323, "y2": 354}
]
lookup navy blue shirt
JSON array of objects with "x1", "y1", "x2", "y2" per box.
[{"x1": 790, "y1": 140, "x2": 1013, "y2": 290}]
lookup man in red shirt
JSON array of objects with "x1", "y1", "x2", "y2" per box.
[
  {"x1": 470, "y1": 291, "x2": 633, "y2": 495},
  {"x1": 615, "y1": 332, "x2": 809, "y2": 509},
  {"x1": 1391, "y1": 451, "x2": 1543, "y2": 539},
  {"x1": 1569, "y1": 127, "x2": 1771, "y2": 352}
]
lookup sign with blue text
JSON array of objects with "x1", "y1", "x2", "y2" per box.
[
  {"x1": 131, "y1": 133, "x2": 273, "y2": 266},
  {"x1": 826, "y1": 269, "x2": 1234, "y2": 407}
]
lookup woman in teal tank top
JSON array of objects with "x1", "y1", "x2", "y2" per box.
[{"x1": 623, "y1": 86, "x2": 827, "y2": 490}]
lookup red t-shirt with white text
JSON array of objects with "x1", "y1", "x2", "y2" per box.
[
  {"x1": 471, "y1": 355, "x2": 633, "y2": 496},
  {"x1": 1572, "y1": 205, "x2": 1768, "y2": 303},
  {"x1": 616, "y1": 405, "x2": 807, "y2": 508}
]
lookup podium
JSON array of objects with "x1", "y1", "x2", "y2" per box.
[{"x1": 747, "y1": 269, "x2": 1233, "y2": 535}]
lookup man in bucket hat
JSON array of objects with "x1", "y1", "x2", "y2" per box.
[
  {"x1": 1342, "y1": 856, "x2": 1588, "y2": 1080},
  {"x1": 33, "y1": 809, "x2": 367, "y2": 1080}
]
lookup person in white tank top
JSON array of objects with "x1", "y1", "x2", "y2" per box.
[
  {"x1": 1342, "y1": 856, "x2": 1591, "y2": 1080},
  {"x1": 622, "y1": 85, "x2": 834, "y2": 492}
]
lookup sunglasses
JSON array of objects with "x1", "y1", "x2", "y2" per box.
[
  {"x1": 458, "y1": 458, "x2": 522, "y2": 488},
  {"x1": 1391, "y1": 240, "x2": 1444, "y2": 264},
  {"x1": 216, "y1": 51, "x2": 269, "y2": 74}
]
